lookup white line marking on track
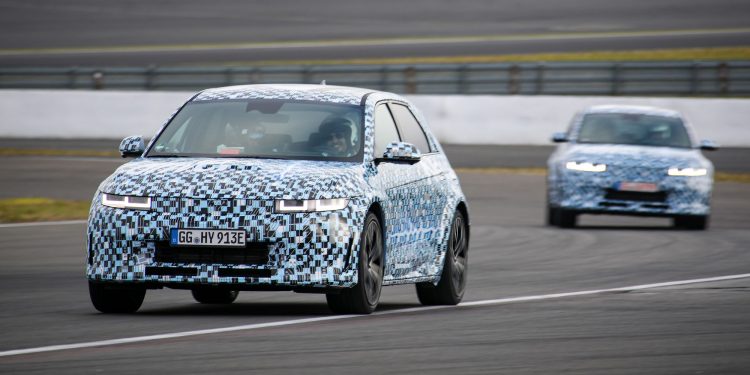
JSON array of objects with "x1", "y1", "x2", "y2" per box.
[
  {"x1": 0, "y1": 220, "x2": 86, "y2": 229},
  {"x1": 1, "y1": 273, "x2": 748, "y2": 358}
]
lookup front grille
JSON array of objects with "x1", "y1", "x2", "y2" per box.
[
  {"x1": 154, "y1": 241, "x2": 271, "y2": 265},
  {"x1": 218, "y1": 268, "x2": 273, "y2": 278},
  {"x1": 146, "y1": 266, "x2": 198, "y2": 277},
  {"x1": 604, "y1": 189, "x2": 667, "y2": 202}
]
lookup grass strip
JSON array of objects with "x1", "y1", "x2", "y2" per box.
[
  {"x1": 0, "y1": 148, "x2": 119, "y2": 158},
  {"x1": 0, "y1": 198, "x2": 90, "y2": 223},
  {"x1": 219, "y1": 47, "x2": 750, "y2": 67},
  {"x1": 455, "y1": 167, "x2": 547, "y2": 176},
  {"x1": 0, "y1": 171, "x2": 747, "y2": 224},
  {"x1": 715, "y1": 172, "x2": 750, "y2": 184}
]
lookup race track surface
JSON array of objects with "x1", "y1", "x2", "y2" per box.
[
  {"x1": 1, "y1": 155, "x2": 749, "y2": 373},
  {"x1": 1, "y1": 0, "x2": 749, "y2": 66}
]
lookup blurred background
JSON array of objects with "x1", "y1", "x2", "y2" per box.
[{"x1": 1, "y1": 0, "x2": 750, "y2": 94}]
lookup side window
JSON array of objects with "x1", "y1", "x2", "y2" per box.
[
  {"x1": 374, "y1": 104, "x2": 401, "y2": 156},
  {"x1": 389, "y1": 103, "x2": 431, "y2": 153}
]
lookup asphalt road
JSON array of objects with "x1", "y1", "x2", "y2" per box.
[
  {"x1": 1, "y1": 156, "x2": 749, "y2": 373},
  {"x1": 1, "y1": 0, "x2": 749, "y2": 66}
]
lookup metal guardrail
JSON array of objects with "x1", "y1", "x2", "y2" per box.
[{"x1": 1, "y1": 61, "x2": 749, "y2": 96}]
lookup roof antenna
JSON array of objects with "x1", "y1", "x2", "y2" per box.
[{"x1": 320, "y1": 80, "x2": 326, "y2": 85}]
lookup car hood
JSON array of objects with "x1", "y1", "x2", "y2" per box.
[
  {"x1": 98, "y1": 158, "x2": 366, "y2": 200},
  {"x1": 560, "y1": 144, "x2": 712, "y2": 169}
]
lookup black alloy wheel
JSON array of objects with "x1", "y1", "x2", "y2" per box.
[
  {"x1": 416, "y1": 210, "x2": 469, "y2": 305},
  {"x1": 326, "y1": 212, "x2": 384, "y2": 314}
]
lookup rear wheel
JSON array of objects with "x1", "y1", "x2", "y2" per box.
[
  {"x1": 191, "y1": 288, "x2": 239, "y2": 304},
  {"x1": 416, "y1": 210, "x2": 468, "y2": 305},
  {"x1": 557, "y1": 208, "x2": 577, "y2": 228},
  {"x1": 89, "y1": 282, "x2": 146, "y2": 313},
  {"x1": 326, "y1": 212, "x2": 384, "y2": 314},
  {"x1": 673, "y1": 215, "x2": 708, "y2": 230}
]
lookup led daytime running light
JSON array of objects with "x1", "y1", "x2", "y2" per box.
[
  {"x1": 275, "y1": 198, "x2": 349, "y2": 213},
  {"x1": 566, "y1": 161, "x2": 607, "y2": 172},
  {"x1": 101, "y1": 193, "x2": 151, "y2": 210},
  {"x1": 668, "y1": 167, "x2": 707, "y2": 177}
]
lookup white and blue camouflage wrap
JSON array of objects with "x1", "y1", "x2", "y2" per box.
[
  {"x1": 382, "y1": 141, "x2": 422, "y2": 160},
  {"x1": 87, "y1": 84, "x2": 468, "y2": 290},
  {"x1": 547, "y1": 105, "x2": 714, "y2": 217},
  {"x1": 119, "y1": 135, "x2": 145, "y2": 156}
]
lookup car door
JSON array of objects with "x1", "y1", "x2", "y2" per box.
[
  {"x1": 389, "y1": 102, "x2": 451, "y2": 270},
  {"x1": 369, "y1": 102, "x2": 428, "y2": 281},
  {"x1": 383, "y1": 102, "x2": 449, "y2": 280}
]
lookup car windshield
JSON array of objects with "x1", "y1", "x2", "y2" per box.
[
  {"x1": 147, "y1": 99, "x2": 364, "y2": 161},
  {"x1": 576, "y1": 113, "x2": 692, "y2": 148}
]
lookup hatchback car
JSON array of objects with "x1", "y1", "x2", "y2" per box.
[
  {"x1": 88, "y1": 84, "x2": 469, "y2": 314},
  {"x1": 547, "y1": 105, "x2": 717, "y2": 229}
]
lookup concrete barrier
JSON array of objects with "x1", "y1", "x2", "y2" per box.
[
  {"x1": 0, "y1": 90, "x2": 192, "y2": 140},
  {"x1": 410, "y1": 95, "x2": 750, "y2": 146},
  {"x1": 1, "y1": 90, "x2": 748, "y2": 146}
]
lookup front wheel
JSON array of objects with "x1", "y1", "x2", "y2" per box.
[
  {"x1": 673, "y1": 215, "x2": 708, "y2": 230},
  {"x1": 416, "y1": 210, "x2": 469, "y2": 305},
  {"x1": 547, "y1": 205, "x2": 559, "y2": 226},
  {"x1": 89, "y1": 282, "x2": 146, "y2": 313},
  {"x1": 326, "y1": 212, "x2": 384, "y2": 314},
  {"x1": 557, "y1": 208, "x2": 577, "y2": 228}
]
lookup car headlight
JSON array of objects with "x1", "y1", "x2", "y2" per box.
[
  {"x1": 565, "y1": 161, "x2": 607, "y2": 172},
  {"x1": 668, "y1": 167, "x2": 707, "y2": 177},
  {"x1": 101, "y1": 193, "x2": 152, "y2": 210},
  {"x1": 275, "y1": 198, "x2": 349, "y2": 213}
]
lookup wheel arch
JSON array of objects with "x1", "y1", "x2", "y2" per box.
[
  {"x1": 431, "y1": 199, "x2": 470, "y2": 285},
  {"x1": 455, "y1": 200, "x2": 470, "y2": 246},
  {"x1": 366, "y1": 200, "x2": 387, "y2": 264}
]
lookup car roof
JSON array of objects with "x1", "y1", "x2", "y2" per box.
[
  {"x1": 192, "y1": 84, "x2": 378, "y2": 105},
  {"x1": 583, "y1": 105, "x2": 682, "y2": 118}
]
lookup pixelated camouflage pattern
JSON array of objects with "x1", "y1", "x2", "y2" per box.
[
  {"x1": 118, "y1": 135, "x2": 145, "y2": 156},
  {"x1": 548, "y1": 105, "x2": 713, "y2": 216},
  {"x1": 88, "y1": 84, "x2": 468, "y2": 289}
]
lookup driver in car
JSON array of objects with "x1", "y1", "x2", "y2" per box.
[{"x1": 316, "y1": 117, "x2": 353, "y2": 156}]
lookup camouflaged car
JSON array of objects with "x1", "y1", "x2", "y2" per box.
[
  {"x1": 547, "y1": 105, "x2": 717, "y2": 230},
  {"x1": 87, "y1": 84, "x2": 470, "y2": 314}
]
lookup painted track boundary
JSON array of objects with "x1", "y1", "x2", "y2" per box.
[{"x1": 1, "y1": 273, "x2": 748, "y2": 358}]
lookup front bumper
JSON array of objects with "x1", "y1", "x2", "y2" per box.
[
  {"x1": 86, "y1": 194, "x2": 365, "y2": 289},
  {"x1": 552, "y1": 168, "x2": 712, "y2": 216}
]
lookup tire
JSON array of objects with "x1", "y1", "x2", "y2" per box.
[
  {"x1": 557, "y1": 208, "x2": 577, "y2": 228},
  {"x1": 326, "y1": 212, "x2": 384, "y2": 314},
  {"x1": 191, "y1": 288, "x2": 239, "y2": 304},
  {"x1": 673, "y1": 215, "x2": 708, "y2": 230},
  {"x1": 89, "y1": 281, "x2": 146, "y2": 313},
  {"x1": 416, "y1": 210, "x2": 468, "y2": 305},
  {"x1": 547, "y1": 205, "x2": 559, "y2": 226}
]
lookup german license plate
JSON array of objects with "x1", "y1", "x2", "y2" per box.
[
  {"x1": 616, "y1": 182, "x2": 659, "y2": 192},
  {"x1": 170, "y1": 228, "x2": 246, "y2": 247}
]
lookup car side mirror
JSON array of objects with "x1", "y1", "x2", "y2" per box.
[
  {"x1": 551, "y1": 132, "x2": 568, "y2": 143},
  {"x1": 119, "y1": 135, "x2": 146, "y2": 158},
  {"x1": 699, "y1": 139, "x2": 719, "y2": 151},
  {"x1": 376, "y1": 141, "x2": 422, "y2": 165}
]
